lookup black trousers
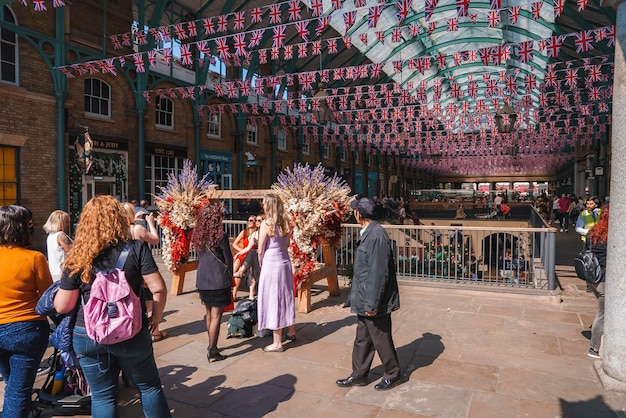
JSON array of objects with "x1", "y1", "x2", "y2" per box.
[{"x1": 352, "y1": 313, "x2": 400, "y2": 381}]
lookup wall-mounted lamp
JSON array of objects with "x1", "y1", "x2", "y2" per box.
[{"x1": 495, "y1": 103, "x2": 517, "y2": 134}]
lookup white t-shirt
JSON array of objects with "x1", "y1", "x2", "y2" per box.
[{"x1": 46, "y1": 231, "x2": 66, "y2": 281}]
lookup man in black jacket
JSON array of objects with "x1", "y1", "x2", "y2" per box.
[{"x1": 336, "y1": 197, "x2": 401, "y2": 391}]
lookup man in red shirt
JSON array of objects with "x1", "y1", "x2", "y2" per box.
[{"x1": 557, "y1": 193, "x2": 571, "y2": 233}]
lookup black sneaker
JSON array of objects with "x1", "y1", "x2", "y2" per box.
[{"x1": 587, "y1": 348, "x2": 600, "y2": 359}]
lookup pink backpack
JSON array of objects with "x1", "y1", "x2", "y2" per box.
[{"x1": 83, "y1": 244, "x2": 142, "y2": 345}]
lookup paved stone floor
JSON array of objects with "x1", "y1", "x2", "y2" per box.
[{"x1": 7, "y1": 225, "x2": 626, "y2": 417}]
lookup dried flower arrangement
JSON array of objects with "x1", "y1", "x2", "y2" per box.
[
  {"x1": 154, "y1": 159, "x2": 212, "y2": 271},
  {"x1": 272, "y1": 163, "x2": 353, "y2": 288}
]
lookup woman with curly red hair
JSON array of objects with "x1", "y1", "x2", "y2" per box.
[
  {"x1": 53, "y1": 195, "x2": 171, "y2": 418},
  {"x1": 191, "y1": 202, "x2": 233, "y2": 362},
  {"x1": 586, "y1": 203, "x2": 609, "y2": 359}
]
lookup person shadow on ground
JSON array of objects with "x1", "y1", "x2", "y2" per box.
[{"x1": 369, "y1": 332, "x2": 445, "y2": 383}]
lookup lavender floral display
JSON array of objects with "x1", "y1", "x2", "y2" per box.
[{"x1": 272, "y1": 163, "x2": 353, "y2": 287}]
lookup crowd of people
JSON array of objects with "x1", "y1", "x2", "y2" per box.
[{"x1": 2, "y1": 190, "x2": 613, "y2": 415}]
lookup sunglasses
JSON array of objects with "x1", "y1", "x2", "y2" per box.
[
  {"x1": 248, "y1": 218, "x2": 255, "y2": 222},
  {"x1": 256, "y1": 218, "x2": 262, "y2": 222}
]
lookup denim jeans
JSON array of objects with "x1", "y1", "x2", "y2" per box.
[
  {"x1": 0, "y1": 320, "x2": 50, "y2": 418},
  {"x1": 589, "y1": 282, "x2": 605, "y2": 351},
  {"x1": 73, "y1": 327, "x2": 171, "y2": 418}
]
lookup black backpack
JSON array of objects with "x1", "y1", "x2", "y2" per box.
[
  {"x1": 227, "y1": 299, "x2": 258, "y2": 338},
  {"x1": 574, "y1": 249, "x2": 604, "y2": 284}
]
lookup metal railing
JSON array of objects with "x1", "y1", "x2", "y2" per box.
[{"x1": 150, "y1": 216, "x2": 557, "y2": 291}]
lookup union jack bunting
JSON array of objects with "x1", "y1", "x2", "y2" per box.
[
  {"x1": 162, "y1": 48, "x2": 172, "y2": 65},
  {"x1": 408, "y1": 24, "x2": 421, "y2": 37},
  {"x1": 110, "y1": 35, "x2": 122, "y2": 50},
  {"x1": 436, "y1": 54, "x2": 447, "y2": 69},
  {"x1": 310, "y1": 0, "x2": 324, "y2": 16},
  {"x1": 427, "y1": 21, "x2": 437, "y2": 34},
  {"x1": 343, "y1": 36, "x2": 352, "y2": 48},
  {"x1": 424, "y1": 0, "x2": 437, "y2": 21},
  {"x1": 121, "y1": 33, "x2": 132, "y2": 46},
  {"x1": 530, "y1": 2, "x2": 542, "y2": 20},
  {"x1": 574, "y1": 30, "x2": 594, "y2": 53},
  {"x1": 233, "y1": 10, "x2": 246, "y2": 30},
  {"x1": 312, "y1": 40, "x2": 322, "y2": 55},
  {"x1": 52, "y1": 0, "x2": 65, "y2": 7},
  {"x1": 469, "y1": 14, "x2": 477, "y2": 23},
  {"x1": 447, "y1": 17, "x2": 459, "y2": 32},
  {"x1": 298, "y1": 43, "x2": 308, "y2": 58},
  {"x1": 508, "y1": 6, "x2": 520, "y2": 24},
  {"x1": 487, "y1": 10, "x2": 500, "y2": 27},
  {"x1": 215, "y1": 37, "x2": 231, "y2": 59},
  {"x1": 217, "y1": 15, "x2": 228, "y2": 32},
  {"x1": 577, "y1": 0, "x2": 588, "y2": 11},
  {"x1": 288, "y1": 0, "x2": 301, "y2": 21},
  {"x1": 544, "y1": 36, "x2": 563, "y2": 58},
  {"x1": 33, "y1": 0, "x2": 46, "y2": 11},
  {"x1": 202, "y1": 18, "x2": 215, "y2": 35},
  {"x1": 359, "y1": 33, "x2": 368, "y2": 45},
  {"x1": 180, "y1": 44, "x2": 193, "y2": 65},
  {"x1": 135, "y1": 31, "x2": 147, "y2": 45},
  {"x1": 233, "y1": 33, "x2": 246, "y2": 56},
  {"x1": 376, "y1": 31, "x2": 385, "y2": 43},
  {"x1": 553, "y1": 0, "x2": 565, "y2": 17},
  {"x1": 344, "y1": 11, "x2": 357, "y2": 30},
  {"x1": 328, "y1": 39, "x2": 338, "y2": 54},
  {"x1": 272, "y1": 25, "x2": 286, "y2": 48},
  {"x1": 186, "y1": 21, "x2": 197, "y2": 37},
  {"x1": 269, "y1": 4, "x2": 282, "y2": 24},
  {"x1": 246, "y1": 8, "x2": 261, "y2": 24},
  {"x1": 604, "y1": 25, "x2": 615, "y2": 47},
  {"x1": 331, "y1": 0, "x2": 344, "y2": 10},
  {"x1": 354, "y1": 0, "x2": 367, "y2": 7},
  {"x1": 146, "y1": 51, "x2": 156, "y2": 68},
  {"x1": 316, "y1": 16, "x2": 331, "y2": 36},
  {"x1": 295, "y1": 21, "x2": 309, "y2": 42},
  {"x1": 270, "y1": 48, "x2": 280, "y2": 60},
  {"x1": 516, "y1": 41, "x2": 533, "y2": 63},
  {"x1": 133, "y1": 54, "x2": 145, "y2": 73},
  {"x1": 248, "y1": 29, "x2": 264, "y2": 48},
  {"x1": 489, "y1": 0, "x2": 500, "y2": 9},
  {"x1": 456, "y1": 0, "x2": 470, "y2": 17},
  {"x1": 397, "y1": 0, "x2": 411, "y2": 24},
  {"x1": 391, "y1": 27, "x2": 402, "y2": 42},
  {"x1": 368, "y1": 5, "x2": 384, "y2": 28},
  {"x1": 564, "y1": 68, "x2": 578, "y2": 88}
]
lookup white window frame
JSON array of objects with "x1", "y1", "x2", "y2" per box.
[
  {"x1": 277, "y1": 128, "x2": 287, "y2": 151},
  {"x1": 302, "y1": 137, "x2": 310, "y2": 155},
  {"x1": 0, "y1": 5, "x2": 18, "y2": 85},
  {"x1": 207, "y1": 114, "x2": 221, "y2": 138},
  {"x1": 84, "y1": 78, "x2": 111, "y2": 118},
  {"x1": 246, "y1": 123, "x2": 258, "y2": 145},
  {"x1": 155, "y1": 97, "x2": 174, "y2": 129},
  {"x1": 322, "y1": 144, "x2": 330, "y2": 159}
]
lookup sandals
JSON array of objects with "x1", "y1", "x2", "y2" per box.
[{"x1": 151, "y1": 331, "x2": 168, "y2": 342}]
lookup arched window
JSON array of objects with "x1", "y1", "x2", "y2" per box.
[
  {"x1": 84, "y1": 78, "x2": 111, "y2": 118},
  {"x1": 0, "y1": 6, "x2": 18, "y2": 84}
]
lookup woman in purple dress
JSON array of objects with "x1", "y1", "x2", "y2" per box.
[{"x1": 257, "y1": 193, "x2": 296, "y2": 352}]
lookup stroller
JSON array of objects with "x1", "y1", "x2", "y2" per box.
[{"x1": 30, "y1": 348, "x2": 91, "y2": 417}]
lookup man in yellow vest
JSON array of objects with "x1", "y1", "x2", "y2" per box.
[{"x1": 575, "y1": 196, "x2": 601, "y2": 245}]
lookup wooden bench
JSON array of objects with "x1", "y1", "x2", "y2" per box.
[{"x1": 297, "y1": 242, "x2": 340, "y2": 313}]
